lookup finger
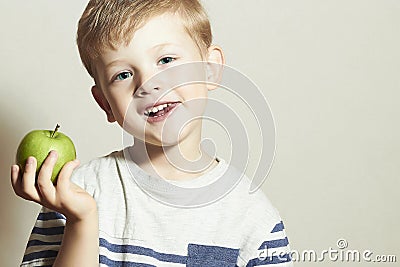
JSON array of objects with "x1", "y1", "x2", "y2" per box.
[
  {"x1": 36, "y1": 151, "x2": 58, "y2": 203},
  {"x1": 13, "y1": 157, "x2": 41, "y2": 202},
  {"x1": 20, "y1": 157, "x2": 41, "y2": 201},
  {"x1": 10, "y1": 164, "x2": 21, "y2": 195},
  {"x1": 56, "y1": 159, "x2": 80, "y2": 192}
]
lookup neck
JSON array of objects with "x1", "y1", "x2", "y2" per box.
[{"x1": 129, "y1": 134, "x2": 217, "y2": 181}]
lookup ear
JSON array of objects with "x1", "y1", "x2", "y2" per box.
[
  {"x1": 91, "y1": 85, "x2": 116, "y2": 123},
  {"x1": 206, "y1": 45, "x2": 225, "y2": 91}
]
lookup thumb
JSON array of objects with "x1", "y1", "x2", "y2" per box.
[{"x1": 56, "y1": 159, "x2": 80, "y2": 191}]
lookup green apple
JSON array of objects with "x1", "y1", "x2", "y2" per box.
[{"x1": 16, "y1": 124, "x2": 76, "y2": 184}]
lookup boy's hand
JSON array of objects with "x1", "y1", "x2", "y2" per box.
[{"x1": 11, "y1": 150, "x2": 97, "y2": 222}]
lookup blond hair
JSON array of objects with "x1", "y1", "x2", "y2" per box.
[{"x1": 77, "y1": 0, "x2": 212, "y2": 77}]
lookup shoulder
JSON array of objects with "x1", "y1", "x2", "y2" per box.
[
  {"x1": 220, "y1": 162, "x2": 281, "y2": 225},
  {"x1": 70, "y1": 150, "x2": 123, "y2": 190},
  {"x1": 235, "y1": 176, "x2": 282, "y2": 233}
]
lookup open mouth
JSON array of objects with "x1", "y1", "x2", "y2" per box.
[{"x1": 144, "y1": 101, "x2": 181, "y2": 122}]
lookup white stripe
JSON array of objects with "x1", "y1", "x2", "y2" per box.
[
  {"x1": 269, "y1": 230, "x2": 287, "y2": 240},
  {"x1": 21, "y1": 257, "x2": 55, "y2": 266},
  {"x1": 34, "y1": 219, "x2": 65, "y2": 228},
  {"x1": 28, "y1": 233, "x2": 63, "y2": 243},
  {"x1": 99, "y1": 246, "x2": 185, "y2": 267},
  {"x1": 25, "y1": 244, "x2": 60, "y2": 255}
]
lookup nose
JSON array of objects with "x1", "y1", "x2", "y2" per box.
[
  {"x1": 136, "y1": 69, "x2": 162, "y2": 96},
  {"x1": 138, "y1": 79, "x2": 159, "y2": 95}
]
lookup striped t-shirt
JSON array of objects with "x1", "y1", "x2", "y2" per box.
[{"x1": 21, "y1": 149, "x2": 293, "y2": 266}]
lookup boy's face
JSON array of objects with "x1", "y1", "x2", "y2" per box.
[{"x1": 92, "y1": 13, "x2": 223, "y2": 146}]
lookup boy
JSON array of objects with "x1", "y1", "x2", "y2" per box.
[{"x1": 11, "y1": 0, "x2": 293, "y2": 266}]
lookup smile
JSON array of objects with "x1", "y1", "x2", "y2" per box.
[{"x1": 144, "y1": 101, "x2": 181, "y2": 122}]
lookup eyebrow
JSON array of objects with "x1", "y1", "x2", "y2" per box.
[
  {"x1": 149, "y1": 42, "x2": 181, "y2": 52},
  {"x1": 104, "y1": 59, "x2": 129, "y2": 69}
]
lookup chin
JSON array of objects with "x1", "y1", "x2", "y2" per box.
[{"x1": 148, "y1": 124, "x2": 196, "y2": 147}]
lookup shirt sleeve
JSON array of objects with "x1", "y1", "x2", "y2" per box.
[
  {"x1": 240, "y1": 220, "x2": 293, "y2": 267},
  {"x1": 236, "y1": 191, "x2": 294, "y2": 267},
  {"x1": 20, "y1": 207, "x2": 66, "y2": 266}
]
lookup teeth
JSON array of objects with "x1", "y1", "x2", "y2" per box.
[
  {"x1": 145, "y1": 103, "x2": 174, "y2": 116},
  {"x1": 157, "y1": 104, "x2": 165, "y2": 111}
]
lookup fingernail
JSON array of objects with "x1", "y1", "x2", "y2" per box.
[
  {"x1": 49, "y1": 150, "x2": 58, "y2": 158},
  {"x1": 26, "y1": 157, "x2": 34, "y2": 165},
  {"x1": 11, "y1": 165, "x2": 17, "y2": 172}
]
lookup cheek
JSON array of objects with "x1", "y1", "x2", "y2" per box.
[
  {"x1": 175, "y1": 84, "x2": 208, "y2": 101},
  {"x1": 169, "y1": 85, "x2": 208, "y2": 126},
  {"x1": 121, "y1": 103, "x2": 147, "y2": 140},
  {"x1": 110, "y1": 96, "x2": 138, "y2": 126}
]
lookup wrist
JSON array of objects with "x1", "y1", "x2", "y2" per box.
[
  {"x1": 66, "y1": 207, "x2": 98, "y2": 225},
  {"x1": 64, "y1": 210, "x2": 99, "y2": 241}
]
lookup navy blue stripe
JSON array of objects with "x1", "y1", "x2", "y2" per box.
[
  {"x1": 100, "y1": 238, "x2": 187, "y2": 264},
  {"x1": 32, "y1": 226, "x2": 65, "y2": 235},
  {"x1": 100, "y1": 255, "x2": 156, "y2": 267},
  {"x1": 187, "y1": 243, "x2": 239, "y2": 265},
  {"x1": 270, "y1": 221, "x2": 284, "y2": 233},
  {"x1": 37, "y1": 212, "x2": 66, "y2": 221},
  {"x1": 246, "y1": 254, "x2": 291, "y2": 266},
  {"x1": 27, "y1": 239, "x2": 62, "y2": 247},
  {"x1": 257, "y1": 237, "x2": 289, "y2": 250},
  {"x1": 22, "y1": 250, "x2": 58, "y2": 262}
]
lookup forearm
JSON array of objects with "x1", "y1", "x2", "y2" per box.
[{"x1": 53, "y1": 211, "x2": 99, "y2": 267}]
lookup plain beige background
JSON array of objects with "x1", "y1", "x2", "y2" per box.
[{"x1": 1, "y1": 0, "x2": 399, "y2": 266}]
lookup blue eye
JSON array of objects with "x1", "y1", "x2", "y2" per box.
[
  {"x1": 158, "y1": 56, "x2": 176, "y2": 65},
  {"x1": 115, "y1": 71, "x2": 133, "y2": 81}
]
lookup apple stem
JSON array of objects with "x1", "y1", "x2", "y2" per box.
[{"x1": 51, "y1": 124, "x2": 60, "y2": 138}]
